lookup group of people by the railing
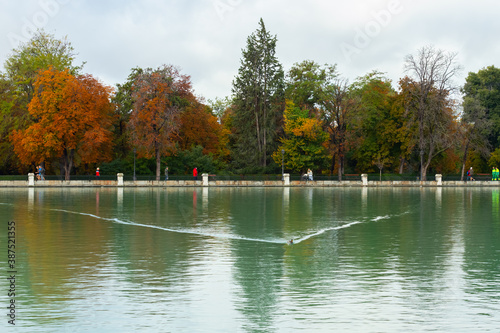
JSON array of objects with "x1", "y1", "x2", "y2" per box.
[
  {"x1": 301, "y1": 169, "x2": 313, "y2": 181},
  {"x1": 35, "y1": 165, "x2": 45, "y2": 180},
  {"x1": 29, "y1": 163, "x2": 500, "y2": 182},
  {"x1": 165, "y1": 165, "x2": 198, "y2": 180},
  {"x1": 466, "y1": 166, "x2": 500, "y2": 181},
  {"x1": 35, "y1": 165, "x2": 100, "y2": 181},
  {"x1": 493, "y1": 167, "x2": 500, "y2": 181}
]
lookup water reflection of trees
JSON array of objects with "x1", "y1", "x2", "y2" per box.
[
  {"x1": 16, "y1": 188, "x2": 202, "y2": 328},
  {"x1": 222, "y1": 188, "x2": 285, "y2": 331},
  {"x1": 4, "y1": 186, "x2": 499, "y2": 330}
]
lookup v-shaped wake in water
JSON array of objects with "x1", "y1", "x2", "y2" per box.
[
  {"x1": 52, "y1": 209, "x2": 284, "y2": 244},
  {"x1": 51, "y1": 209, "x2": 396, "y2": 245},
  {"x1": 291, "y1": 215, "x2": 392, "y2": 244}
]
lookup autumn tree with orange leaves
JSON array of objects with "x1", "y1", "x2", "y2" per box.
[
  {"x1": 11, "y1": 68, "x2": 115, "y2": 180},
  {"x1": 178, "y1": 101, "x2": 230, "y2": 160},
  {"x1": 129, "y1": 65, "x2": 194, "y2": 180}
]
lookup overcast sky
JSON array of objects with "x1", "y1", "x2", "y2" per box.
[{"x1": 1, "y1": 0, "x2": 499, "y2": 102}]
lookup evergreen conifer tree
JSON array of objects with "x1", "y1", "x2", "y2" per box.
[{"x1": 231, "y1": 18, "x2": 285, "y2": 171}]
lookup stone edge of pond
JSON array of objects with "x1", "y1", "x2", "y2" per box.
[{"x1": 1, "y1": 180, "x2": 500, "y2": 187}]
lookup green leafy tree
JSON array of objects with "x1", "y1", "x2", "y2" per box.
[
  {"x1": 459, "y1": 96, "x2": 491, "y2": 179},
  {"x1": 321, "y1": 77, "x2": 358, "y2": 179},
  {"x1": 285, "y1": 60, "x2": 355, "y2": 179},
  {"x1": 391, "y1": 81, "x2": 418, "y2": 174},
  {"x1": 164, "y1": 145, "x2": 219, "y2": 176},
  {"x1": 488, "y1": 148, "x2": 500, "y2": 169},
  {"x1": 0, "y1": 75, "x2": 26, "y2": 173},
  {"x1": 273, "y1": 101, "x2": 328, "y2": 173},
  {"x1": 286, "y1": 60, "x2": 337, "y2": 113},
  {"x1": 350, "y1": 72, "x2": 400, "y2": 175},
  {"x1": 231, "y1": 18, "x2": 285, "y2": 171},
  {"x1": 462, "y1": 66, "x2": 500, "y2": 159},
  {"x1": 4, "y1": 30, "x2": 82, "y2": 101},
  {"x1": 112, "y1": 67, "x2": 143, "y2": 159}
]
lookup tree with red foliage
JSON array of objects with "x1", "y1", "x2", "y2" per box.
[{"x1": 129, "y1": 65, "x2": 194, "y2": 180}]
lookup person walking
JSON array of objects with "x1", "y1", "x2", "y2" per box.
[
  {"x1": 467, "y1": 167, "x2": 474, "y2": 181},
  {"x1": 164, "y1": 165, "x2": 169, "y2": 181},
  {"x1": 96, "y1": 167, "x2": 100, "y2": 180},
  {"x1": 193, "y1": 167, "x2": 198, "y2": 180},
  {"x1": 37, "y1": 165, "x2": 45, "y2": 180}
]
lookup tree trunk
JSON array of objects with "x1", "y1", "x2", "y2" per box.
[
  {"x1": 421, "y1": 164, "x2": 428, "y2": 181},
  {"x1": 63, "y1": 149, "x2": 74, "y2": 181},
  {"x1": 418, "y1": 103, "x2": 425, "y2": 180},
  {"x1": 422, "y1": 143, "x2": 437, "y2": 181},
  {"x1": 262, "y1": 124, "x2": 267, "y2": 168},
  {"x1": 460, "y1": 139, "x2": 470, "y2": 181},
  {"x1": 263, "y1": 71, "x2": 269, "y2": 169},
  {"x1": 330, "y1": 153, "x2": 336, "y2": 175},
  {"x1": 422, "y1": 152, "x2": 434, "y2": 181},
  {"x1": 155, "y1": 145, "x2": 161, "y2": 181},
  {"x1": 254, "y1": 96, "x2": 262, "y2": 167},
  {"x1": 398, "y1": 157, "x2": 405, "y2": 174},
  {"x1": 337, "y1": 153, "x2": 343, "y2": 181}
]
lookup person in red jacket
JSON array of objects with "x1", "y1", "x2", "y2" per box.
[
  {"x1": 193, "y1": 167, "x2": 198, "y2": 180},
  {"x1": 96, "y1": 167, "x2": 100, "y2": 180}
]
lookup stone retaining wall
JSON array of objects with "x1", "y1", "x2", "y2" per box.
[{"x1": 0, "y1": 173, "x2": 499, "y2": 187}]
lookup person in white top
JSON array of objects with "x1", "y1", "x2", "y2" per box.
[{"x1": 307, "y1": 168, "x2": 313, "y2": 181}]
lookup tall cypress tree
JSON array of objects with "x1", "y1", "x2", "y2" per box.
[{"x1": 231, "y1": 18, "x2": 285, "y2": 171}]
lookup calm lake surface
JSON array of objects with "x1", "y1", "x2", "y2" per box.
[{"x1": 1, "y1": 187, "x2": 499, "y2": 332}]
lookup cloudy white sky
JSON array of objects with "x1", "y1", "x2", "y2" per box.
[{"x1": 1, "y1": 0, "x2": 499, "y2": 102}]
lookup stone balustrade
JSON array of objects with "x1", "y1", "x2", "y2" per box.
[{"x1": 0, "y1": 173, "x2": 496, "y2": 187}]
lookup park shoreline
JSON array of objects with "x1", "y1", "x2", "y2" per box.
[{"x1": 0, "y1": 173, "x2": 498, "y2": 188}]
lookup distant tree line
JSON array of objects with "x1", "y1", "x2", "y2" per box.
[{"x1": 1, "y1": 21, "x2": 500, "y2": 180}]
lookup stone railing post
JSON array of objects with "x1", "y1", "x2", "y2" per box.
[
  {"x1": 117, "y1": 173, "x2": 124, "y2": 186},
  {"x1": 28, "y1": 173, "x2": 35, "y2": 186},
  {"x1": 361, "y1": 174, "x2": 368, "y2": 186},
  {"x1": 283, "y1": 173, "x2": 290, "y2": 186},
  {"x1": 202, "y1": 173, "x2": 209, "y2": 186},
  {"x1": 436, "y1": 174, "x2": 442, "y2": 186}
]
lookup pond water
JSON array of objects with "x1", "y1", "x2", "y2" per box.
[{"x1": 1, "y1": 187, "x2": 499, "y2": 332}]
